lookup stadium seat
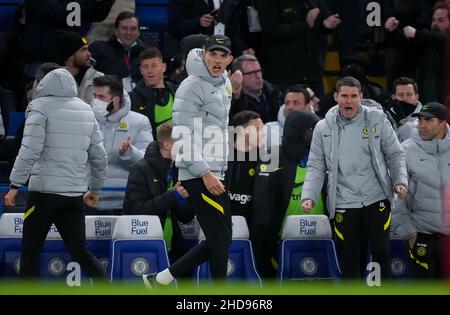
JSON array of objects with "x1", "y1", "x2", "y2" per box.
[
  {"x1": 179, "y1": 216, "x2": 201, "y2": 250},
  {"x1": 7, "y1": 112, "x2": 25, "y2": 137},
  {"x1": 277, "y1": 215, "x2": 341, "y2": 281},
  {"x1": 0, "y1": 214, "x2": 117, "y2": 282},
  {"x1": 84, "y1": 216, "x2": 118, "y2": 273},
  {"x1": 109, "y1": 215, "x2": 170, "y2": 282},
  {"x1": 195, "y1": 216, "x2": 261, "y2": 284},
  {"x1": 0, "y1": 213, "x2": 66, "y2": 279},
  {"x1": 390, "y1": 228, "x2": 409, "y2": 279}
]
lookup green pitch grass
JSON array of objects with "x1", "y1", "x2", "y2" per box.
[{"x1": 0, "y1": 280, "x2": 449, "y2": 295}]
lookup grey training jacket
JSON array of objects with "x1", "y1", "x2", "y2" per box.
[
  {"x1": 301, "y1": 105, "x2": 408, "y2": 219},
  {"x1": 172, "y1": 48, "x2": 232, "y2": 181},
  {"x1": 10, "y1": 68, "x2": 107, "y2": 195},
  {"x1": 393, "y1": 127, "x2": 450, "y2": 240}
]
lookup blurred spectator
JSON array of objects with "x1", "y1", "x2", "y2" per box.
[
  {"x1": 317, "y1": 56, "x2": 387, "y2": 117},
  {"x1": 384, "y1": 2, "x2": 448, "y2": 103},
  {"x1": 323, "y1": 0, "x2": 364, "y2": 58},
  {"x1": 90, "y1": 75, "x2": 153, "y2": 214},
  {"x1": 89, "y1": 11, "x2": 147, "y2": 92},
  {"x1": 393, "y1": 102, "x2": 450, "y2": 279},
  {"x1": 130, "y1": 48, "x2": 178, "y2": 139},
  {"x1": 385, "y1": 0, "x2": 439, "y2": 80},
  {"x1": 87, "y1": 0, "x2": 135, "y2": 43},
  {"x1": 256, "y1": 0, "x2": 340, "y2": 92},
  {"x1": 123, "y1": 122, "x2": 194, "y2": 263},
  {"x1": 230, "y1": 54, "x2": 282, "y2": 123},
  {"x1": 0, "y1": 3, "x2": 27, "y2": 106},
  {"x1": 266, "y1": 85, "x2": 312, "y2": 148},
  {"x1": 22, "y1": 0, "x2": 114, "y2": 79},
  {"x1": 56, "y1": 31, "x2": 103, "y2": 103},
  {"x1": 168, "y1": 33, "x2": 209, "y2": 85}
]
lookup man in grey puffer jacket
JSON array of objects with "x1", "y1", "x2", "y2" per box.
[
  {"x1": 142, "y1": 35, "x2": 234, "y2": 288},
  {"x1": 4, "y1": 68, "x2": 108, "y2": 279},
  {"x1": 91, "y1": 75, "x2": 153, "y2": 213},
  {"x1": 393, "y1": 102, "x2": 450, "y2": 279},
  {"x1": 301, "y1": 77, "x2": 408, "y2": 279}
]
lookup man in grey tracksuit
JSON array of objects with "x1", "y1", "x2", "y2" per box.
[
  {"x1": 4, "y1": 68, "x2": 108, "y2": 279},
  {"x1": 142, "y1": 35, "x2": 234, "y2": 287},
  {"x1": 301, "y1": 77, "x2": 408, "y2": 279},
  {"x1": 393, "y1": 102, "x2": 450, "y2": 279}
]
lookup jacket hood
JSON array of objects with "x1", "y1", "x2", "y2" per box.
[
  {"x1": 144, "y1": 141, "x2": 172, "y2": 175},
  {"x1": 185, "y1": 48, "x2": 226, "y2": 87},
  {"x1": 277, "y1": 105, "x2": 287, "y2": 128},
  {"x1": 34, "y1": 68, "x2": 78, "y2": 99},
  {"x1": 412, "y1": 125, "x2": 450, "y2": 156},
  {"x1": 282, "y1": 110, "x2": 320, "y2": 161},
  {"x1": 96, "y1": 89, "x2": 132, "y2": 123}
]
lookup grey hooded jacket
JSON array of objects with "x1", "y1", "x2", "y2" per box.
[
  {"x1": 393, "y1": 126, "x2": 450, "y2": 240},
  {"x1": 94, "y1": 91, "x2": 153, "y2": 210},
  {"x1": 172, "y1": 48, "x2": 232, "y2": 180},
  {"x1": 10, "y1": 68, "x2": 107, "y2": 195},
  {"x1": 301, "y1": 105, "x2": 408, "y2": 219},
  {"x1": 78, "y1": 66, "x2": 103, "y2": 104}
]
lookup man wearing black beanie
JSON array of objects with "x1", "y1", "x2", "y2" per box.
[{"x1": 56, "y1": 31, "x2": 103, "y2": 104}]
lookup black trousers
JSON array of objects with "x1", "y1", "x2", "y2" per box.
[
  {"x1": 333, "y1": 199, "x2": 391, "y2": 279},
  {"x1": 407, "y1": 232, "x2": 441, "y2": 279},
  {"x1": 169, "y1": 178, "x2": 232, "y2": 280},
  {"x1": 20, "y1": 192, "x2": 107, "y2": 279}
]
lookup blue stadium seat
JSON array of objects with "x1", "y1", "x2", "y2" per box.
[
  {"x1": 179, "y1": 217, "x2": 201, "y2": 251},
  {"x1": 84, "y1": 216, "x2": 118, "y2": 273},
  {"x1": 0, "y1": 213, "x2": 66, "y2": 279},
  {"x1": 277, "y1": 215, "x2": 341, "y2": 281},
  {"x1": 0, "y1": 214, "x2": 116, "y2": 282},
  {"x1": 109, "y1": 215, "x2": 170, "y2": 282},
  {"x1": 0, "y1": 0, "x2": 21, "y2": 30},
  {"x1": 390, "y1": 228, "x2": 409, "y2": 279},
  {"x1": 7, "y1": 112, "x2": 25, "y2": 137},
  {"x1": 0, "y1": 213, "x2": 24, "y2": 278},
  {"x1": 195, "y1": 216, "x2": 261, "y2": 284}
]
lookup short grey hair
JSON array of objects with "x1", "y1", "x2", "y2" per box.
[{"x1": 231, "y1": 54, "x2": 259, "y2": 72}]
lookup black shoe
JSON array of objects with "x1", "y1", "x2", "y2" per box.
[{"x1": 142, "y1": 272, "x2": 158, "y2": 289}]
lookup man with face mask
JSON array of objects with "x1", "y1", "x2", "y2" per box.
[
  {"x1": 91, "y1": 75, "x2": 153, "y2": 215},
  {"x1": 386, "y1": 77, "x2": 423, "y2": 142},
  {"x1": 56, "y1": 31, "x2": 103, "y2": 104}
]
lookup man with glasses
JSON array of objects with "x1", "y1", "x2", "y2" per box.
[{"x1": 230, "y1": 55, "x2": 282, "y2": 123}]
